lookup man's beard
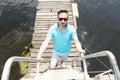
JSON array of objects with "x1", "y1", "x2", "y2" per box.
[{"x1": 61, "y1": 23, "x2": 66, "y2": 27}]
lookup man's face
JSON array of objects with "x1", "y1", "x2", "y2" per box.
[{"x1": 58, "y1": 13, "x2": 68, "y2": 27}]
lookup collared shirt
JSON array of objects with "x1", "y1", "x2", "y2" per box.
[{"x1": 47, "y1": 22, "x2": 77, "y2": 55}]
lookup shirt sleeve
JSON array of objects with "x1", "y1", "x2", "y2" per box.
[
  {"x1": 47, "y1": 26, "x2": 53, "y2": 38},
  {"x1": 71, "y1": 25, "x2": 77, "y2": 39}
]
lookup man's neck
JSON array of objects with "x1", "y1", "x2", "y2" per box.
[{"x1": 59, "y1": 25, "x2": 66, "y2": 32}]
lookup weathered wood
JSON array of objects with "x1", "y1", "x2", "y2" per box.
[
  {"x1": 30, "y1": 0, "x2": 76, "y2": 71},
  {"x1": 31, "y1": 53, "x2": 80, "y2": 59},
  {"x1": 34, "y1": 22, "x2": 73, "y2": 26},
  {"x1": 35, "y1": 15, "x2": 73, "y2": 19},
  {"x1": 20, "y1": 0, "x2": 83, "y2": 80},
  {"x1": 30, "y1": 47, "x2": 78, "y2": 53},
  {"x1": 28, "y1": 65, "x2": 82, "y2": 74},
  {"x1": 29, "y1": 60, "x2": 81, "y2": 68},
  {"x1": 34, "y1": 19, "x2": 73, "y2": 23}
]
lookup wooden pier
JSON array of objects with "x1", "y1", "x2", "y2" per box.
[
  {"x1": 1, "y1": 1, "x2": 119, "y2": 80},
  {"x1": 20, "y1": 0, "x2": 82, "y2": 80}
]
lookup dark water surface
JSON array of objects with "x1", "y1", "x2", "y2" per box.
[
  {"x1": 0, "y1": 0, "x2": 120, "y2": 79},
  {"x1": 77, "y1": 0, "x2": 120, "y2": 76},
  {"x1": 0, "y1": 0, "x2": 37, "y2": 79}
]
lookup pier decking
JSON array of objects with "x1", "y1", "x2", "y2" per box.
[
  {"x1": 1, "y1": 0, "x2": 120, "y2": 80},
  {"x1": 20, "y1": 0, "x2": 82, "y2": 80}
]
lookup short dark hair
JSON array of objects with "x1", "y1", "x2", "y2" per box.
[{"x1": 57, "y1": 10, "x2": 68, "y2": 16}]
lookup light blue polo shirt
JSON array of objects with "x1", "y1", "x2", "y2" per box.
[{"x1": 47, "y1": 22, "x2": 77, "y2": 55}]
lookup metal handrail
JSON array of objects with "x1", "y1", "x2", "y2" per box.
[
  {"x1": 2, "y1": 51, "x2": 120, "y2": 80},
  {"x1": 1, "y1": 56, "x2": 40, "y2": 80},
  {"x1": 83, "y1": 50, "x2": 120, "y2": 80}
]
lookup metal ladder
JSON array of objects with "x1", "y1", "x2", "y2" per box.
[{"x1": 1, "y1": 50, "x2": 120, "y2": 80}]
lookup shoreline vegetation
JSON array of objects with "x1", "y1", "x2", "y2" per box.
[{"x1": 19, "y1": 43, "x2": 32, "y2": 75}]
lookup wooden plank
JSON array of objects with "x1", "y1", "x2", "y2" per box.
[
  {"x1": 36, "y1": 9, "x2": 71, "y2": 13},
  {"x1": 31, "y1": 42, "x2": 76, "y2": 47},
  {"x1": 34, "y1": 21, "x2": 74, "y2": 25},
  {"x1": 31, "y1": 53, "x2": 79, "y2": 59},
  {"x1": 34, "y1": 31, "x2": 48, "y2": 34},
  {"x1": 35, "y1": 15, "x2": 73, "y2": 19},
  {"x1": 30, "y1": 47, "x2": 78, "y2": 53},
  {"x1": 35, "y1": 18, "x2": 73, "y2": 22},
  {"x1": 32, "y1": 37, "x2": 76, "y2": 42},
  {"x1": 29, "y1": 61, "x2": 81, "y2": 69},
  {"x1": 36, "y1": 12, "x2": 56, "y2": 16},
  {"x1": 31, "y1": 41, "x2": 76, "y2": 46},
  {"x1": 33, "y1": 27, "x2": 49, "y2": 30},
  {"x1": 37, "y1": 4, "x2": 72, "y2": 8},
  {"x1": 30, "y1": 48, "x2": 79, "y2": 53},
  {"x1": 34, "y1": 19, "x2": 73, "y2": 22},
  {"x1": 30, "y1": 55, "x2": 80, "y2": 62}
]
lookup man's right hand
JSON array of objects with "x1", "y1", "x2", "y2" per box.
[
  {"x1": 40, "y1": 58, "x2": 43, "y2": 63},
  {"x1": 37, "y1": 56, "x2": 43, "y2": 63}
]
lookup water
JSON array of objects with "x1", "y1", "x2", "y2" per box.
[
  {"x1": 76, "y1": 0, "x2": 120, "y2": 76},
  {"x1": 0, "y1": 0, "x2": 37, "y2": 79},
  {"x1": 0, "y1": 0, "x2": 120, "y2": 79}
]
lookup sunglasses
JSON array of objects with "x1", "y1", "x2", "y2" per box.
[{"x1": 58, "y1": 18, "x2": 68, "y2": 21}]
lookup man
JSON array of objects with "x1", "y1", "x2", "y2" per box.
[{"x1": 37, "y1": 10, "x2": 83, "y2": 70}]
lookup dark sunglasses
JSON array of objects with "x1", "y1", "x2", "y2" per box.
[{"x1": 58, "y1": 18, "x2": 68, "y2": 21}]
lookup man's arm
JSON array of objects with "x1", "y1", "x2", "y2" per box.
[
  {"x1": 73, "y1": 36, "x2": 83, "y2": 53},
  {"x1": 73, "y1": 36, "x2": 84, "y2": 60},
  {"x1": 37, "y1": 36, "x2": 51, "y2": 59}
]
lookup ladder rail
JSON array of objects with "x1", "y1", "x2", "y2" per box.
[
  {"x1": 1, "y1": 56, "x2": 40, "y2": 80},
  {"x1": 83, "y1": 50, "x2": 120, "y2": 80},
  {"x1": 2, "y1": 50, "x2": 120, "y2": 80}
]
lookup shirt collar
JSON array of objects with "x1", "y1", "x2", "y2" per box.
[{"x1": 56, "y1": 22, "x2": 68, "y2": 30}]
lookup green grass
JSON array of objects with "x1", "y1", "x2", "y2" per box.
[
  {"x1": 19, "y1": 61, "x2": 29, "y2": 75},
  {"x1": 19, "y1": 44, "x2": 32, "y2": 75}
]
